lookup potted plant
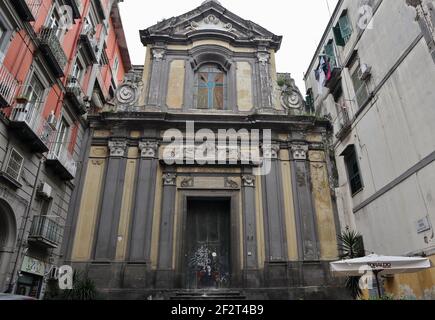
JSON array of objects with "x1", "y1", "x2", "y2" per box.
[{"x1": 15, "y1": 92, "x2": 31, "y2": 104}]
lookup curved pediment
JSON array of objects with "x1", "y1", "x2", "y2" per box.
[{"x1": 140, "y1": 1, "x2": 282, "y2": 50}]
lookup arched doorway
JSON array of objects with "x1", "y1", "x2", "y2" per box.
[{"x1": 0, "y1": 199, "x2": 17, "y2": 293}]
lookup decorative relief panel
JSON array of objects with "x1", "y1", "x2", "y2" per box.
[{"x1": 188, "y1": 14, "x2": 233, "y2": 32}]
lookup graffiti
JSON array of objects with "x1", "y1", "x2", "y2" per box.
[{"x1": 188, "y1": 245, "x2": 230, "y2": 289}]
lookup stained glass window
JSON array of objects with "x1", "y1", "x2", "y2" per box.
[{"x1": 195, "y1": 65, "x2": 225, "y2": 110}]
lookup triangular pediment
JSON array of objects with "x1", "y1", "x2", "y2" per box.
[{"x1": 140, "y1": 1, "x2": 282, "y2": 50}]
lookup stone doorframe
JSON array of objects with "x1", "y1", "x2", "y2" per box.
[{"x1": 173, "y1": 190, "x2": 242, "y2": 289}]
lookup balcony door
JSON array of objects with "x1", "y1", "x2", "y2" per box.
[
  {"x1": 21, "y1": 75, "x2": 45, "y2": 123},
  {"x1": 53, "y1": 118, "x2": 69, "y2": 158}
]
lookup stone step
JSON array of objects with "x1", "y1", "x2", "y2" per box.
[{"x1": 170, "y1": 290, "x2": 246, "y2": 300}]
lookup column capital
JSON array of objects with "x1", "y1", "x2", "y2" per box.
[
  {"x1": 262, "y1": 143, "x2": 280, "y2": 159},
  {"x1": 138, "y1": 140, "x2": 159, "y2": 159},
  {"x1": 108, "y1": 140, "x2": 127, "y2": 157},
  {"x1": 242, "y1": 175, "x2": 256, "y2": 187},
  {"x1": 163, "y1": 173, "x2": 177, "y2": 186},
  {"x1": 291, "y1": 145, "x2": 309, "y2": 160},
  {"x1": 152, "y1": 48, "x2": 166, "y2": 61}
]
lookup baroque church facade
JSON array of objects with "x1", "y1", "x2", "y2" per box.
[{"x1": 62, "y1": 0, "x2": 347, "y2": 299}]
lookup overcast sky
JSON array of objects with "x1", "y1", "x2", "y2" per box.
[{"x1": 118, "y1": 0, "x2": 339, "y2": 92}]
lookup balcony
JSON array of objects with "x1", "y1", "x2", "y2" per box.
[
  {"x1": 325, "y1": 62, "x2": 343, "y2": 91},
  {"x1": 46, "y1": 147, "x2": 77, "y2": 180},
  {"x1": 28, "y1": 216, "x2": 61, "y2": 249},
  {"x1": 11, "y1": 0, "x2": 42, "y2": 22},
  {"x1": 9, "y1": 102, "x2": 55, "y2": 153},
  {"x1": 0, "y1": 64, "x2": 19, "y2": 108},
  {"x1": 335, "y1": 107, "x2": 352, "y2": 141},
  {"x1": 79, "y1": 29, "x2": 98, "y2": 65},
  {"x1": 37, "y1": 27, "x2": 67, "y2": 78},
  {"x1": 65, "y1": 0, "x2": 81, "y2": 19},
  {"x1": 65, "y1": 77, "x2": 88, "y2": 115}
]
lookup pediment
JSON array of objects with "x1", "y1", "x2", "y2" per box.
[{"x1": 140, "y1": 1, "x2": 282, "y2": 50}]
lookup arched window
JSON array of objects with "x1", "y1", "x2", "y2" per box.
[{"x1": 195, "y1": 64, "x2": 226, "y2": 110}]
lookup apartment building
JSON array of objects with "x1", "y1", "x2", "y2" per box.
[
  {"x1": 304, "y1": 0, "x2": 435, "y2": 299},
  {"x1": 0, "y1": 0, "x2": 130, "y2": 299}
]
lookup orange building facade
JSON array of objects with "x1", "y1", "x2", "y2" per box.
[{"x1": 0, "y1": 0, "x2": 130, "y2": 299}]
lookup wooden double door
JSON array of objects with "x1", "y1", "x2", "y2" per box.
[{"x1": 185, "y1": 199, "x2": 231, "y2": 289}]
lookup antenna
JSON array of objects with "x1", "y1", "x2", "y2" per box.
[{"x1": 325, "y1": 0, "x2": 332, "y2": 17}]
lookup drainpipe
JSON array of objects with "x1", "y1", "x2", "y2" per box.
[{"x1": 7, "y1": 156, "x2": 45, "y2": 294}]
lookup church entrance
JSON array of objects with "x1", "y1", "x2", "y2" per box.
[{"x1": 185, "y1": 198, "x2": 231, "y2": 290}]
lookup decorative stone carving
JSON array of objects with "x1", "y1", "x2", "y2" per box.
[
  {"x1": 139, "y1": 141, "x2": 159, "y2": 159},
  {"x1": 188, "y1": 14, "x2": 233, "y2": 32},
  {"x1": 91, "y1": 160, "x2": 104, "y2": 166},
  {"x1": 163, "y1": 173, "x2": 177, "y2": 186},
  {"x1": 152, "y1": 48, "x2": 166, "y2": 61},
  {"x1": 180, "y1": 177, "x2": 194, "y2": 188},
  {"x1": 262, "y1": 143, "x2": 280, "y2": 159},
  {"x1": 291, "y1": 145, "x2": 309, "y2": 160},
  {"x1": 108, "y1": 141, "x2": 127, "y2": 157},
  {"x1": 257, "y1": 52, "x2": 270, "y2": 65},
  {"x1": 224, "y1": 177, "x2": 239, "y2": 189},
  {"x1": 277, "y1": 73, "x2": 305, "y2": 114},
  {"x1": 242, "y1": 175, "x2": 256, "y2": 187},
  {"x1": 110, "y1": 71, "x2": 142, "y2": 112}
]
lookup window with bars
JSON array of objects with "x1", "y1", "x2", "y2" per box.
[
  {"x1": 5, "y1": 149, "x2": 24, "y2": 181},
  {"x1": 334, "y1": 11, "x2": 353, "y2": 46},
  {"x1": 195, "y1": 65, "x2": 226, "y2": 110},
  {"x1": 344, "y1": 146, "x2": 363, "y2": 196}
]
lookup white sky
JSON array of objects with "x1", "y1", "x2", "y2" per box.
[{"x1": 118, "y1": 0, "x2": 339, "y2": 92}]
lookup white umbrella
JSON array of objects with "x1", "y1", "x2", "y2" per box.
[{"x1": 330, "y1": 254, "x2": 433, "y2": 298}]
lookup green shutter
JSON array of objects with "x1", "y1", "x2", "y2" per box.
[
  {"x1": 333, "y1": 25, "x2": 345, "y2": 47},
  {"x1": 338, "y1": 15, "x2": 353, "y2": 44},
  {"x1": 324, "y1": 42, "x2": 337, "y2": 68}
]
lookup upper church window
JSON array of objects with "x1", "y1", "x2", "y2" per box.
[{"x1": 195, "y1": 65, "x2": 226, "y2": 110}]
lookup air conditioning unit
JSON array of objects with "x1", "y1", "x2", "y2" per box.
[
  {"x1": 37, "y1": 182, "x2": 52, "y2": 199},
  {"x1": 358, "y1": 63, "x2": 372, "y2": 81},
  {"x1": 47, "y1": 112, "x2": 57, "y2": 130}
]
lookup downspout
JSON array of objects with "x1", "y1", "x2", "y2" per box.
[{"x1": 7, "y1": 156, "x2": 45, "y2": 294}]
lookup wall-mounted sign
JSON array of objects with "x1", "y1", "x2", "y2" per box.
[
  {"x1": 417, "y1": 217, "x2": 431, "y2": 234},
  {"x1": 21, "y1": 256, "x2": 46, "y2": 277}
]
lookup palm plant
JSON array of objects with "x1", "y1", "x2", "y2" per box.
[{"x1": 338, "y1": 228, "x2": 365, "y2": 299}]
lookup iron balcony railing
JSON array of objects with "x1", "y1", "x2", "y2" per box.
[
  {"x1": 29, "y1": 215, "x2": 62, "y2": 248},
  {"x1": 25, "y1": 0, "x2": 42, "y2": 19},
  {"x1": 10, "y1": 101, "x2": 55, "y2": 150},
  {"x1": 12, "y1": 0, "x2": 42, "y2": 21},
  {"x1": 335, "y1": 104, "x2": 352, "y2": 140},
  {"x1": 66, "y1": 76, "x2": 87, "y2": 114},
  {"x1": 47, "y1": 145, "x2": 77, "y2": 179},
  {"x1": 0, "y1": 64, "x2": 19, "y2": 108},
  {"x1": 38, "y1": 27, "x2": 67, "y2": 77}
]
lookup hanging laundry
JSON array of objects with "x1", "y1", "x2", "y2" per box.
[{"x1": 315, "y1": 54, "x2": 332, "y2": 94}]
